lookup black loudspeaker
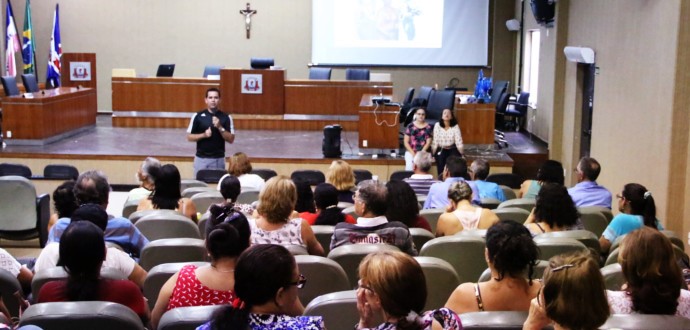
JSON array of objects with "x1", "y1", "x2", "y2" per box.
[
  {"x1": 322, "y1": 125, "x2": 342, "y2": 158},
  {"x1": 530, "y1": 0, "x2": 555, "y2": 27}
]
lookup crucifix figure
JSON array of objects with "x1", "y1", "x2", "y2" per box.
[{"x1": 239, "y1": 3, "x2": 257, "y2": 39}]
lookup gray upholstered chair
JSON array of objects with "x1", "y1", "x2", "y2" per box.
[
  {"x1": 304, "y1": 290, "x2": 360, "y2": 330},
  {"x1": 180, "y1": 179, "x2": 208, "y2": 192},
  {"x1": 158, "y1": 305, "x2": 223, "y2": 330},
  {"x1": 577, "y1": 205, "x2": 613, "y2": 222},
  {"x1": 135, "y1": 213, "x2": 200, "y2": 241},
  {"x1": 139, "y1": 238, "x2": 207, "y2": 271},
  {"x1": 420, "y1": 235, "x2": 486, "y2": 283},
  {"x1": 143, "y1": 262, "x2": 209, "y2": 309},
  {"x1": 534, "y1": 237, "x2": 588, "y2": 261},
  {"x1": 0, "y1": 269, "x2": 23, "y2": 319},
  {"x1": 459, "y1": 311, "x2": 528, "y2": 330},
  {"x1": 414, "y1": 256, "x2": 460, "y2": 310},
  {"x1": 409, "y1": 227, "x2": 434, "y2": 251},
  {"x1": 190, "y1": 191, "x2": 224, "y2": 215},
  {"x1": 121, "y1": 198, "x2": 141, "y2": 219},
  {"x1": 600, "y1": 314, "x2": 690, "y2": 330},
  {"x1": 18, "y1": 301, "x2": 145, "y2": 330},
  {"x1": 600, "y1": 263, "x2": 624, "y2": 291},
  {"x1": 327, "y1": 244, "x2": 400, "y2": 288},
  {"x1": 419, "y1": 208, "x2": 444, "y2": 234},
  {"x1": 236, "y1": 189, "x2": 260, "y2": 204},
  {"x1": 283, "y1": 244, "x2": 309, "y2": 256},
  {"x1": 456, "y1": 229, "x2": 487, "y2": 238},
  {"x1": 0, "y1": 176, "x2": 50, "y2": 247},
  {"x1": 295, "y1": 255, "x2": 350, "y2": 305},
  {"x1": 311, "y1": 225, "x2": 335, "y2": 255},
  {"x1": 129, "y1": 209, "x2": 183, "y2": 224},
  {"x1": 493, "y1": 207, "x2": 531, "y2": 224},
  {"x1": 577, "y1": 208, "x2": 609, "y2": 237},
  {"x1": 535, "y1": 230, "x2": 600, "y2": 254},
  {"x1": 480, "y1": 198, "x2": 502, "y2": 209},
  {"x1": 478, "y1": 260, "x2": 549, "y2": 283},
  {"x1": 499, "y1": 185, "x2": 517, "y2": 200},
  {"x1": 181, "y1": 186, "x2": 215, "y2": 199},
  {"x1": 497, "y1": 198, "x2": 536, "y2": 212}
]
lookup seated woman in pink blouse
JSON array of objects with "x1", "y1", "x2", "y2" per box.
[
  {"x1": 431, "y1": 109, "x2": 464, "y2": 178},
  {"x1": 403, "y1": 107, "x2": 433, "y2": 171},
  {"x1": 608, "y1": 227, "x2": 690, "y2": 318}
]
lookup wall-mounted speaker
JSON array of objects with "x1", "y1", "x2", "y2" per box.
[
  {"x1": 564, "y1": 46, "x2": 595, "y2": 64},
  {"x1": 506, "y1": 19, "x2": 521, "y2": 32}
]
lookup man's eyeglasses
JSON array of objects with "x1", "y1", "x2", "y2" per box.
[{"x1": 287, "y1": 274, "x2": 307, "y2": 289}]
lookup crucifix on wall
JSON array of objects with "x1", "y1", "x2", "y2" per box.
[{"x1": 240, "y1": 3, "x2": 257, "y2": 39}]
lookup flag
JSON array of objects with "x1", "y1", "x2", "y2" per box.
[
  {"x1": 22, "y1": 0, "x2": 36, "y2": 76},
  {"x1": 5, "y1": 0, "x2": 20, "y2": 77},
  {"x1": 46, "y1": 4, "x2": 61, "y2": 88}
]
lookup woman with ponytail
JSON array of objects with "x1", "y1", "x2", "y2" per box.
[
  {"x1": 150, "y1": 198, "x2": 251, "y2": 329},
  {"x1": 599, "y1": 183, "x2": 664, "y2": 254},
  {"x1": 356, "y1": 250, "x2": 462, "y2": 330},
  {"x1": 300, "y1": 183, "x2": 356, "y2": 226},
  {"x1": 445, "y1": 220, "x2": 540, "y2": 314},
  {"x1": 608, "y1": 227, "x2": 689, "y2": 317},
  {"x1": 198, "y1": 244, "x2": 323, "y2": 330}
]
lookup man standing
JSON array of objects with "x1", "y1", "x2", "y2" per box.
[
  {"x1": 568, "y1": 157, "x2": 612, "y2": 208},
  {"x1": 187, "y1": 88, "x2": 235, "y2": 177}
]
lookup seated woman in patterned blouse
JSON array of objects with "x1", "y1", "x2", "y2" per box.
[
  {"x1": 150, "y1": 203, "x2": 251, "y2": 329},
  {"x1": 197, "y1": 244, "x2": 324, "y2": 330},
  {"x1": 355, "y1": 250, "x2": 463, "y2": 330}
]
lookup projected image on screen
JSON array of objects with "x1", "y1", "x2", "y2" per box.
[
  {"x1": 333, "y1": 0, "x2": 442, "y2": 48},
  {"x1": 313, "y1": 0, "x2": 488, "y2": 67}
]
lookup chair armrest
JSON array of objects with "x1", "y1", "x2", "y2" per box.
[{"x1": 35, "y1": 194, "x2": 50, "y2": 248}]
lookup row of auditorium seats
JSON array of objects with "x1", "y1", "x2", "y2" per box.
[{"x1": 0, "y1": 163, "x2": 78, "y2": 180}]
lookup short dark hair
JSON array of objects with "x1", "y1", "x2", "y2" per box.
[
  {"x1": 578, "y1": 157, "x2": 601, "y2": 181},
  {"x1": 313, "y1": 183, "x2": 345, "y2": 225},
  {"x1": 470, "y1": 159, "x2": 490, "y2": 180},
  {"x1": 445, "y1": 156, "x2": 468, "y2": 178},
  {"x1": 385, "y1": 180, "x2": 419, "y2": 226},
  {"x1": 357, "y1": 180, "x2": 388, "y2": 216},
  {"x1": 206, "y1": 87, "x2": 221, "y2": 98},
  {"x1": 219, "y1": 175, "x2": 241, "y2": 202},
  {"x1": 294, "y1": 178, "x2": 315, "y2": 213},
  {"x1": 486, "y1": 220, "x2": 539, "y2": 282},
  {"x1": 150, "y1": 164, "x2": 182, "y2": 210},
  {"x1": 53, "y1": 181, "x2": 78, "y2": 219},
  {"x1": 74, "y1": 170, "x2": 110, "y2": 206},
  {"x1": 59, "y1": 221, "x2": 106, "y2": 301},
  {"x1": 533, "y1": 183, "x2": 579, "y2": 228},
  {"x1": 536, "y1": 160, "x2": 564, "y2": 185},
  {"x1": 70, "y1": 203, "x2": 108, "y2": 231}
]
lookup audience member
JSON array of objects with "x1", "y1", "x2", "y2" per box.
[
  {"x1": 197, "y1": 245, "x2": 323, "y2": 330},
  {"x1": 150, "y1": 207, "x2": 251, "y2": 329},
  {"x1": 519, "y1": 160, "x2": 564, "y2": 199},
  {"x1": 209, "y1": 174, "x2": 254, "y2": 216},
  {"x1": 294, "y1": 178, "x2": 316, "y2": 213},
  {"x1": 431, "y1": 108, "x2": 464, "y2": 178},
  {"x1": 524, "y1": 183, "x2": 581, "y2": 236},
  {"x1": 47, "y1": 180, "x2": 78, "y2": 233},
  {"x1": 445, "y1": 220, "x2": 540, "y2": 313},
  {"x1": 137, "y1": 163, "x2": 197, "y2": 221},
  {"x1": 599, "y1": 183, "x2": 664, "y2": 254},
  {"x1": 330, "y1": 180, "x2": 417, "y2": 255},
  {"x1": 218, "y1": 152, "x2": 265, "y2": 191},
  {"x1": 608, "y1": 227, "x2": 689, "y2": 317},
  {"x1": 403, "y1": 107, "x2": 433, "y2": 171},
  {"x1": 567, "y1": 157, "x2": 612, "y2": 208},
  {"x1": 424, "y1": 156, "x2": 479, "y2": 209},
  {"x1": 385, "y1": 180, "x2": 432, "y2": 231},
  {"x1": 126, "y1": 157, "x2": 160, "y2": 203},
  {"x1": 326, "y1": 160, "x2": 356, "y2": 203},
  {"x1": 36, "y1": 204, "x2": 148, "y2": 288},
  {"x1": 37, "y1": 221, "x2": 150, "y2": 325},
  {"x1": 523, "y1": 251, "x2": 609, "y2": 330},
  {"x1": 355, "y1": 250, "x2": 462, "y2": 329},
  {"x1": 403, "y1": 151, "x2": 440, "y2": 196},
  {"x1": 47, "y1": 170, "x2": 149, "y2": 257},
  {"x1": 436, "y1": 181, "x2": 499, "y2": 237},
  {"x1": 299, "y1": 183, "x2": 356, "y2": 226},
  {"x1": 469, "y1": 159, "x2": 505, "y2": 202},
  {"x1": 250, "y1": 176, "x2": 324, "y2": 256},
  {"x1": 0, "y1": 248, "x2": 32, "y2": 296}
]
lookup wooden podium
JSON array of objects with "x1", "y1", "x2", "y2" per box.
[
  {"x1": 358, "y1": 95, "x2": 400, "y2": 149},
  {"x1": 220, "y1": 69, "x2": 285, "y2": 115}
]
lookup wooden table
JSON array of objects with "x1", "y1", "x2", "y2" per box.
[
  {"x1": 455, "y1": 102, "x2": 495, "y2": 144},
  {"x1": 358, "y1": 95, "x2": 400, "y2": 149},
  {"x1": 2, "y1": 87, "x2": 97, "y2": 143}
]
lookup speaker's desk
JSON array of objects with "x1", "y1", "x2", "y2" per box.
[
  {"x1": 2, "y1": 87, "x2": 97, "y2": 145},
  {"x1": 358, "y1": 95, "x2": 399, "y2": 150},
  {"x1": 455, "y1": 102, "x2": 495, "y2": 145}
]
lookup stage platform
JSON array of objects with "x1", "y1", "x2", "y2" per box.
[{"x1": 0, "y1": 115, "x2": 547, "y2": 196}]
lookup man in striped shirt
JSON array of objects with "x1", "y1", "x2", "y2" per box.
[{"x1": 404, "y1": 151, "x2": 439, "y2": 196}]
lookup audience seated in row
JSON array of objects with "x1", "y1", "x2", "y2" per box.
[
  {"x1": 403, "y1": 151, "x2": 440, "y2": 196},
  {"x1": 249, "y1": 176, "x2": 324, "y2": 256},
  {"x1": 126, "y1": 157, "x2": 161, "y2": 203},
  {"x1": 519, "y1": 160, "x2": 564, "y2": 199},
  {"x1": 150, "y1": 202, "x2": 251, "y2": 328},
  {"x1": 524, "y1": 183, "x2": 583, "y2": 236},
  {"x1": 567, "y1": 157, "x2": 612, "y2": 209},
  {"x1": 424, "y1": 156, "x2": 480, "y2": 209},
  {"x1": 469, "y1": 159, "x2": 506, "y2": 202},
  {"x1": 330, "y1": 180, "x2": 417, "y2": 256},
  {"x1": 47, "y1": 170, "x2": 149, "y2": 258},
  {"x1": 36, "y1": 204, "x2": 148, "y2": 288},
  {"x1": 436, "y1": 181, "x2": 499, "y2": 237},
  {"x1": 299, "y1": 183, "x2": 356, "y2": 226},
  {"x1": 385, "y1": 180, "x2": 432, "y2": 232},
  {"x1": 326, "y1": 160, "x2": 356, "y2": 204},
  {"x1": 137, "y1": 164, "x2": 197, "y2": 221},
  {"x1": 218, "y1": 152, "x2": 265, "y2": 192}
]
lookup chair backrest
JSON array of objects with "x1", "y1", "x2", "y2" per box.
[
  {"x1": 191, "y1": 191, "x2": 225, "y2": 215},
  {"x1": 121, "y1": 198, "x2": 141, "y2": 219},
  {"x1": 577, "y1": 205, "x2": 613, "y2": 222},
  {"x1": 500, "y1": 185, "x2": 517, "y2": 200},
  {"x1": 236, "y1": 189, "x2": 260, "y2": 204},
  {"x1": 419, "y1": 208, "x2": 444, "y2": 234},
  {"x1": 341, "y1": 206, "x2": 357, "y2": 219},
  {"x1": 0, "y1": 76, "x2": 19, "y2": 96},
  {"x1": 309, "y1": 67, "x2": 332, "y2": 80},
  {"x1": 156, "y1": 64, "x2": 176, "y2": 77},
  {"x1": 459, "y1": 311, "x2": 528, "y2": 330},
  {"x1": 43, "y1": 164, "x2": 78, "y2": 180},
  {"x1": 129, "y1": 209, "x2": 183, "y2": 224},
  {"x1": 402, "y1": 87, "x2": 415, "y2": 105},
  {"x1": 409, "y1": 227, "x2": 434, "y2": 251},
  {"x1": 139, "y1": 238, "x2": 207, "y2": 271},
  {"x1": 250, "y1": 57, "x2": 274, "y2": 69},
  {"x1": 485, "y1": 173, "x2": 523, "y2": 189},
  {"x1": 492, "y1": 207, "x2": 531, "y2": 224},
  {"x1": 577, "y1": 209, "x2": 609, "y2": 238},
  {"x1": 0, "y1": 176, "x2": 39, "y2": 232},
  {"x1": 291, "y1": 169, "x2": 325, "y2": 186},
  {"x1": 32, "y1": 266, "x2": 127, "y2": 300},
  {"x1": 600, "y1": 263, "x2": 624, "y2": 291},
  {"x1": 179, "y1": 179, "x2": 208, "y2": 192},
  {"x1": 497, "y1": 198, "x2": 535, "y2": 212},
  {"x1": 661, "y1": 230, "x2": 685, "y2": 251},
  {"x1": 202, "y1": 65, "x2": 223, "y2": 78},
  {"x1": 535, "y1": 230, "x2": 600, "y2": 254},
  {"x1": 516, "y1": 91, "x2": 530, "y2": 105},
  {"x1": 181, "y1": 186, "x2": 215, "y2": 199},
  {"x1": 420, "y1": 235, "x2": 487, "y2": 283},
  {"x1": 600, "y1": 314, "x2": 690, "y2": 330},
  {"x1": 0, "y1": 163, "x2": 32, "y2": 178},
  {"x1": 304, "y1": 290, "x2": 359, "y2": 330},
  {"x1": 284, "y1": 244, "x2": 309, "y2": 256},
  {"x1": 417, "y1": 85, "x2": 434, "y2": 103},
  {"x1": 327, "y1": 244, "x2": 401, "y2": 288},
  {"x1": 480, "y1": 198, "x2": 501, "y2": 209},
  {"x1": 489, "y1": 80, "x2": 509, "y2": 105},
  {"x1": 353, "y1": 169, "x2": 373, "y2": 184},
  {"x1": 345, "y1": 68, "x2": 370, "y2": 81},
  {"x1": 21, "y1": 73, "x2": 39, "y2": 93},
  {"x1": 250, "y1": 168, "x2": 278, "y2": 181},
  {"x1": 158, "y1": 305, "x2": 223, "y2": 330},
  {"x1": 135, "y1": 214, "x2": 201, "y2": 241},
  {"x1": 19, "y1": 301, "x2": 145, "y2": 329},
  {"x1": 143, "y1": 261, "x2": 209, "y2": 310},
  {"x1": 195, "y1": 169, "x2": 227, "y2": 184},
  {"x1": 311, "y1": 225, "x2": 335, "y2": 255},
  {"x1": 0, "y1": 269, "x2": 23, "y2": 319},
  {"x1": 414, "y1": 256, "x2": 460, "y2": 310},
  {"x1": 478, "y1": 259, "x2": 548, "y2": 283},
  {"x1": 295, "y1": 255, "x2": 350, "y2": 305},
  {"x1": 534, "y1": 237, "x2": 588, "y2": 261},
  {"x1": 389, "y1": 170, "x2": 414, "y2": 181},
  {"x1": 425, "y1": 90, "x2": 456, "y2": 124},
  {"x1": 604, "y1": 247, "x2": 621, "y2": 266}
]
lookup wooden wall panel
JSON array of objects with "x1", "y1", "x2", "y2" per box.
[
  {"x1": 112, "y1": 77, "x2": 219, "y2": 112},
  {"x1": 285, "y1": 80, "x2": 393, "y2": 115}
]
